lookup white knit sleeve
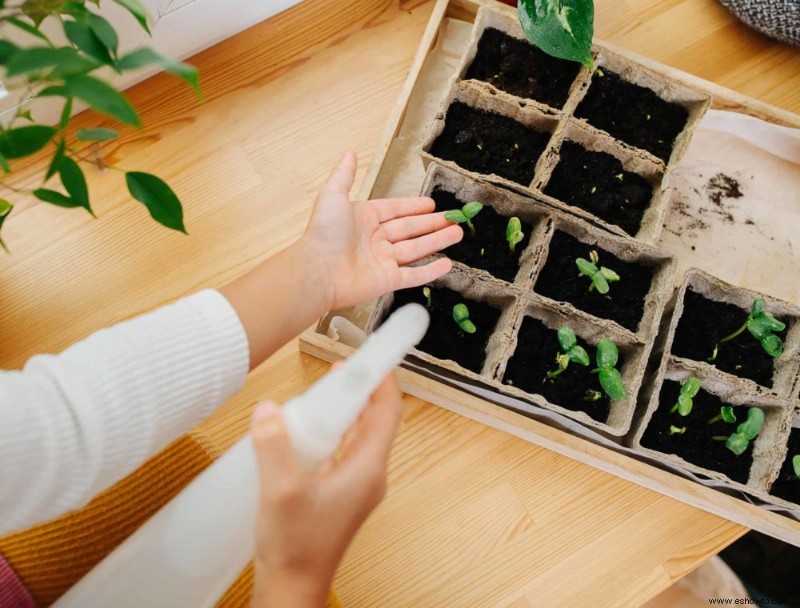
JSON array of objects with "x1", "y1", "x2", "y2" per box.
[{"x1": 0, "y1": 289, "x2": 250, "y2": 535}]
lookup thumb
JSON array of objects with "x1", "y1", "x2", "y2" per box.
[
  {"x1": 251, "y1": 401, "x2": 302, "y2": 498},
  {"x1": 323, "y1": 150, "x2": 357, "y2": 196}
]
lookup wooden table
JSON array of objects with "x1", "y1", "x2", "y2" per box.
[{"x1": 1, "y1": 0, "x2": 798, "y2": 605}]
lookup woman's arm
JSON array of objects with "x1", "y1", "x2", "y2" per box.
[{"x1": 0, "y1": 151, "x2": 459, "y2": 535}]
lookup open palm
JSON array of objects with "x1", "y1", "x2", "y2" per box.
[{"x1": 303, "y1": 151, "x2": 462, "y2": 310}]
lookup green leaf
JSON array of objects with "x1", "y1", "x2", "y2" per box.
[
  {"x1": 680, "y1": 377, "x2": 702, "y2": 399},
  {"x1": 87, "y1": 13, "x2": 119, "y2": 56},
  {"x1": 596, "y1": 338, "x2": 618, "y2": 369},
  {"x1": 518, "y1": 0, "x2": 594, "y2": 67},
  {"x1": 757, "y1": 311, "x2": 786, "y2": 332},
  {"x1": 33, "y1": 188, "x2": 81, "y2": 208},
  {"x1": 117, "y1": 47, "x2": 200, "y2": 95},
  {"x1": 0, "y1": 152, "x2": 9, "y2": 173},
  {"x1": 599, "y1": 367, "x2": 626, "y2": 401},
  {"x1": 0, "y1": 199, "x2": 12, "y2": 253},
  {"x1": 737, "y1": 407, "x2": 764, "y2": 441},
  {"x1": 76, "y1": 127, "x2": 118, "y2": 141},
  {"x1": 761, "y1": 334, "x2": 784, "y2": 358},
  {"x1": 720, "y1": 406, "x2": 736, "y2": 424},
  {"x1": 45, "y1": 136, "x2": 66, "y2": 180},
  {"x1": 557, "y1": 326, "x2": 577, "y2": 351},
  {"x1": 59, "y1": 98, "x2": 73, "y2": 129},
  {"x1": 0, "y1": 125, "x2": 56, "y2": 159},
  {"x1": 113, "y1": 0, "x2": 150, "y2": 34},
  {"x1": 506, "y1": 216, "x2": 522, "y2": 239},
  {"x1": 725, "y1": 433, "x2": 749, "y2": 456},
  {"x1": 452, "y1": 303, "x2": 470, "y2": 324},
  {"x1": 64, "y1": 19, "x2": 113, "y2": 64},
  {"x1": 0, "y1": 40, "x2": 20, "y2": 65},
  {"x1": 125, "y1": 171, "x2": 186, "y2": 233},
  {"x1": 568, "y1": 345, "x2": 590, "y2": 367},
  {"x1": 59, "y1": 156, "x2": 92, "y2": 213},
  {"x1": 575, "y1": 257, "x2": 597, "y2": 276},
  {"x1": 751, "y1": 298, "x2": 765, "y2": 316},
  {"x1": 599, "y1": 266, "x2": 620, "y2": 282},
  {"x1": 676, "y1": 394, "x2": 693, "y2": 416},
  {"x1": 444, "y1": 209, "x2": 467, "y2": 224},
  {"x1": 462, "y1": 201, "x2": 483, "y2": 220},
  {"x1": 64, "y1": 75, "x2": 140, "y2": 126},
  {"x1": 39, "y1": 85, "x2": 70, "y2": 97},
  {"x1": 792, "y1": 455, "x2": 800, "y2": 478},
  {"x1": 591, "y1": 272, "x2": 609, "y2": 294},
  {"x1": 746, "y1": 317, "x2": 770, "y2": 341},
  {"x1": 21, "y1": 0, "x2": 62, "y2": 27},
  {"x1": 458, "y1": 319, "x2": 477, "y2": 334},
  {"x1": 8, "y1": 17, "x2": 51, "y2": 43},
  {"x1": 5, "y1": 46, "x2": 98, "y2": 77}
]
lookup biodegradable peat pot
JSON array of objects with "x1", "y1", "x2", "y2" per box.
[
  {"x1": 661, "y1": 269, "x2": 800, "y2": 396},
  {"x1": 419, "y1": 4, "x2": 711, "y2": 243},
  {"x1": 630, "y1": 361, "x2": 793, "y2": 496},
  {"x1": 367, "y1": 163, "x2": 677, "y2": 437},
  {"x1": 769, "y1": 423, "x2": 800, "y2": 509}
]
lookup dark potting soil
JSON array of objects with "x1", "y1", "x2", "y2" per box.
[
  {"x1": 574, "y1": 69, "x2": 689, "y2": 162},
  {"x1": 465, "y1": 28, "x2": 582, "y2": 109},
  {"x1": 641, "y1": 380, "x2": 755, "y2": 484},
  {"x1": 386, "y1": 285, "x2": 501, "y2": 374},
  {"x1": 431, "y1": 187, "x2": 533, "y2": 282},
  {"x1": 543, "y1": 141, "x2": 652, "y2": 236},
  {"x1": 671, "y1": 289, "x2": 782, "y2": 388},
  {"x1": 769, "y1": 428, "x2": 800, "y2": 505},
  {"x1": 428, "y1": 102, "x2": 551, "y2": 186},
  {"x1": 502, "y1": 317, "x2": 614, "y2": 422},
  {"x1": 533, "y1": 231, "x2": 654, "y2": 332}
]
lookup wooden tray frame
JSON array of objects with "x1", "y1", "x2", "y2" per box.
[{"x1": 299, "y1": 0, "x2": 800, "y2": 546}]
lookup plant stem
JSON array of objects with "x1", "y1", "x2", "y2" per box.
[
  {"x1": 708, "y1": 414, "x2": 722, "y2": 425},
  {"x1": 546, "y1": 366, "x2": 565, "y2": 379},
  {"x1": 466, "y1": 219, "x2": 475, "y2": 236},
  {"x1": 719, "y1": 320, "x2": 748, "y2": 344}
]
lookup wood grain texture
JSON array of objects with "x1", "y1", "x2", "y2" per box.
[{"x1": 1, "y1": 0, "x2": 796, "y2": 605}]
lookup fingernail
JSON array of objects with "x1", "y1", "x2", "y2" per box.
[{"x1": 252, "y1": 401, "x2": 278, "y2": 423}]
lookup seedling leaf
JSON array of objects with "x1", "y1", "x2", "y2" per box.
[
  {"x1": 557, "y1": 327, "x2": 577, "y2": 351},
  {"x1": 591, "y1": 272, "x2": 609, "y2": 294},
  {"x1": 568, "y1": 345, "x2": 590, "y2": 366},
  {"x1": 575, "y1": 257, "x2": 597, "y2": 276},
  {"x1": 720, "y1": 406, "x2": 736, "y2": 424},
  {"x1": 462, "y1": 201, "x2": 483, "y2": 219},
  {"x1": 793, "y1": 455, "x2": 800, "y2": 478},
  {"x1": 452, "y1": 303, "x2": 476, "y2": 334},
  {"x1": 596, "y1": 339, "x2": 618, "y2": 369},
  {"x1": 761, "y1": 334, "x2": 784, "y2": 358},
  {"x1": 599, "y1": 367, "x2": 626, "y2": 400}
]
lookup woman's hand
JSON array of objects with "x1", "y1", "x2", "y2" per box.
[
  {"x1": 250, "y1": 369, "x2": 403, "y2": 608},
  {"x1": 302, "y1": 150, "x2": 462, "y2": 311}
]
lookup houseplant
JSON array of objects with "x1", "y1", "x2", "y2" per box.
[{"x1": 0, "y1": 0, "x2": 201, "y2": 249}]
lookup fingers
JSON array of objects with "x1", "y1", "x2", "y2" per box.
[
  {"x1": 370, "y1": 196, "x2": 435, "y2": 222},
  {"x1": 393, "y1": 224, "x2": 463, "y2": 265},
  {"x1": 381, "y1": 212, "x2": 452, "y2": 243},
  {"x1": 251, "y1": 401, "x2": 302, "y2": 497},
  {"x1": 324, "y1": 150, "x2": 358, "y2": 196},
  {"x1": 398, "y1": 257, "x2": 453, "y2": 289}
]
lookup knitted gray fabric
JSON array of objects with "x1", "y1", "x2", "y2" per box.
[{"x1": 718, "y1": 0, "x2": 799, "y2": 46}]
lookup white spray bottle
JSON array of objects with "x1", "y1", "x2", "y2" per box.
[{"x1": 53, "y1": 303, "x2": 429, "y2": 608}]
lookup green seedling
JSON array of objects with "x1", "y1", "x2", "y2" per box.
[
  {"x1": 576, "y1": 250, "x2": 620, "y2": 295},
  {"x1": 708, "y1": 406, "x2": 736, "y2": 425},
  {"x1": 709, "y1": 298, "x2": 786, "y2": 361},
  {"x1": 583, "y1": 389, "x2": 602, "y2": 402},
  {"x1": 444, "y1": 201, "x2": 483, "y2": 236},
  {"x1": 670, "y1": 377, "x2": 701, "y2": 416},
  {"x1": 547, "y1": 327, "x2": 590, "y2": 379},
  {"x1": 592, "y1": 339, "x2": 627, "y2": 401},
  {"x1": 452, "y1": 303, "x2": 476, "y2": 334},
  {"x1": 712, "y1": 407, "x2": 765, "y2": 456},
  {"x1": 506, "y1": 217, "x2": 524, "y2": 255},
  {"x1": 792, "y1": 455, "x2": 800, "y2": 480},
  {"x1": 669, "y1": 425, "x2": 686, "y2": 436},
  {"x1": 423, "y1": 287, "x2": 432, "y2": 308}
]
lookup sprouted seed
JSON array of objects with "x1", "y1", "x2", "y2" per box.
[
  {"x1": 709, "y1": 298, "x2": 786, "y2": 361},
  {"x1": 708, "y1": 406, "x2": 736, "y2": 425},
  {"x1": 423, "y1": 286, "x2": 432, "y2": 308},
  {"x1": 452, "y1": 303, "x2": 476, "y2": 334},
  {"x1": 576, "y1": 250, "x2": 620, "y2": 295},
  {"x1": 669, "y1": 425, "x2": 686, "y2": 436},
  {"x1": 713, "y1": 407, "x2": 765, "y2": 455},
  {"x1": 670, "y1": 377, "x2": 701, "y2": 416},
  {"x1": 506, "y1": 217, "x2": 524, "y2": 255},
  {"x1": 546, "y1": 327, "x2": 590, "y2": 379},
  {"x1": 444, "y1": 201, "x2": 484, "y2": 236},
  {"x1": 593, "y1": 339, "x2": 627, "y2": 401}
]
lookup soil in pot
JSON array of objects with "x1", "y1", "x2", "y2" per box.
[
  {"x1": 574, "y1": 69, "x2": 689, "y2": 162},
  {"x1": 431, "y1": 187, "x2": 533, "y2": 282},
  {"x1": 429, "y1": 102, "x2": 551, "y2": 186},
  {"x1": 769, "y1": 428, "x2": 800, "y2": 505},
  {"x1": 465, "y1": 28, "x2": 582, "y2": 110},
  {"x1": 533, "y1": 230, "x2": 654, "y2": 332},
  {"x1": 671, "y1": 289, "x2": 783, "y2": 388},
  {"x1": 543, "y1": 141, "x2": 653, "y2": 236},
  {"x1": 641, "y1": 380, "x2": 755, "y2": 484},
  {"x1": 386, "y1": 285, "x2": 501, "y2": 374},
  {"x1": 502, "y1": 316, "x2": 617, "y2": 423}
]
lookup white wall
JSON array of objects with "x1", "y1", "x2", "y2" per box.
[{"x1": 1, "y1": 0, "x2": 303, "y2": 123}]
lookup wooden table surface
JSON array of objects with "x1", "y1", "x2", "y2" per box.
[{"x1": 1, "y1": 0, "x2": 798, "y2": 606}]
